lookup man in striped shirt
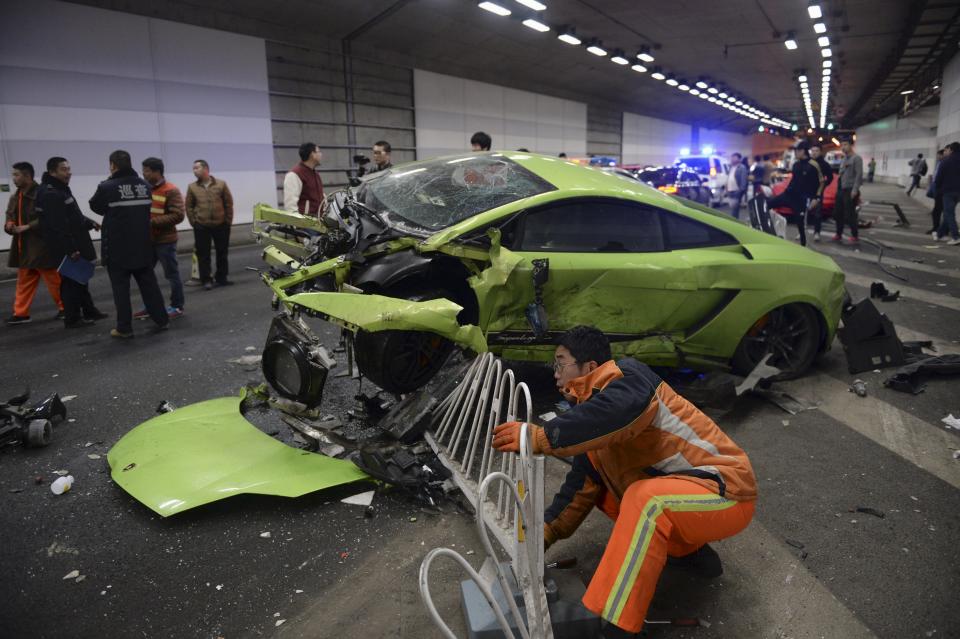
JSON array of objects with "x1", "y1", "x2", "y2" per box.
[{"x1": 492, "y1": 326, "x2": 757, "y2": 637}]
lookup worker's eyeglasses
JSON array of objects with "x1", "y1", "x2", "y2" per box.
[
  {"x1": 373, "y1": 150, "x2": 386, "y2": 155},
  {"x1": 552, "y1": 361, "x2": 577, "y2": 374}
]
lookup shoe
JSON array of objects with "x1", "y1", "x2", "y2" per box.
[
  {"x1": 133, "y1": 308, "x2": 149, "y2": 320},
  {"x1": 185, "y1": 278, "x2": 204, "y2": 287},
  {"x1": 84, "y1": 309, "x2": 109, "y2": 321},
  {"x1": 832, "y1": 234, "x2": 842, "y2": 242},
  {"x1": 813, "y1": 232, "x2": 821, "y2": 242},
  {"x1": 601, "y1": 622, "x2": 641, "y2": 638},
  {"x1": 167, "y1": 306, "x2": 183, "y2": 318},
  {"x1": 845, "y1": 237, "x2": 860, "y2": 246},
  {"x1": 938, "y1": 235, "x2": 950, "y2": 243},
  {"x1": 214, "y1": 280, "x2": 234, "y2": 287},
  {"x1": 53, "y1": 310, "x2": 65, "y2": 321},
  {"x1": 5, "y1": 315, "x2": 32, "y2": 326},
  {"x1": 932, "y1": 231, "x2": 940, "y2": 239},
  {"x1": 110, "y1": 328, "x2": 134, "y2": 338},
  {"x1": 65, "y1": 318, "x2": 95, "y2": 328},
  {"x1": 203, "y1": 281, "x2": 213, "y2": 291},
  {"x1": 666, "y1": 543, "x2": 723, "y2": 579},
  {"x1": 948, "y1": 238, "x2": 960, "y2": 246},
  {"x1": 150, "y1": 323, "x2": 170, "y2": 333}
]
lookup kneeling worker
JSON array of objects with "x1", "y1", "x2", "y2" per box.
[{"x1": 492, "y1": 326, "x2": 757, "y2": 637}]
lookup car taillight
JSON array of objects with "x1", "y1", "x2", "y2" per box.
[{"x1": 657, "y1": 185, "x2": 678, "y2": 194}]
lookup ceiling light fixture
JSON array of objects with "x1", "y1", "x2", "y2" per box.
[
  {"x1": 813, "y1": 22, "x2": 827, "y2": 34},
  {"x1": 522, "y1": 18, "x2": 550, "y2": 32},
  {"x1": 651, "y1": 71, "x2": 666, "y2": 81},
  {"x1": 689, "y1": 88, "x2": 701, "y2": 95},
  {"x1": 821, "y1": 47, "x2": 832, "y2": 57},
  {"x1": 666, "y1": 75, "x2": 679, "y2": 86},
  {"x1": 678, "y1": 82, "x2": 690, "y2": 91},
  {"x1": 631, "y1": 64, "x2": 647, "y2": 73},
  {"x1": 637, "y1": 46, "x2": 655, "y2": 62},
  {"x1": 610, "y1": 53, "x2": 629, "y2": 65},
  {"x1": 557, "y1": 28, "x2": 581, "y2": 45},
  {"x1": 478, "y1": 2, "x2": 511, "y2": 16},
  {"x1": 798, "y1": 74, "x2": 808, "y2": 82},
  {"x1": 707, "y1": 85, "x2": 719, "y2": 94},
  {"x1": 514, "y1": 0, "x2": 546, "y2": 10},
  {"x1": 695, "y1": 78, "x2": 709, "y2": 89},
  {"x1": 587, "y1": 44, "x2": 608, "y2": 56},
  {"x1": 823, "y1": 59, "x2": 832, "y2": 68},
  {"x1": 784, "y1": 37, "x2": 798, "y2": 50},
  {"x1": 808, "y1": 3, "x2": 823, "y2": 19},
  {"x1": 900, "y1": 89, "x2": 914, "y2": 95},
  {"x1": 817, "y1": 36, "x2": 830, "y2": 47},
  {"x1": 718, "y1": 91, "x2": 728, "y2": 99}
]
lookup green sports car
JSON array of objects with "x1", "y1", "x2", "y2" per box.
[{"x1": 254, "y1": 152, "x2": 845, "y2": 396}]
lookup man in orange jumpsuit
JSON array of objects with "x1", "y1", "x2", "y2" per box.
[
  {"x1": 4, "y1": 161, "x2": 64, "y2": 325},
  {"x1": 492, "y1": 326, "x2": 757, "y2": 637}
]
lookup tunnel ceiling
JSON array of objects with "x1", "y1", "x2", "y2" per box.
[{"x1": 71, "y1": 0, "x2": 959, "y2": 132}]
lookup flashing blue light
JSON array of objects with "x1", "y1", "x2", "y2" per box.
[
  {"x1": 680, "y1": 147, "x2": 691, "y2": 156},
  {"x1": 702, "y1": 145, "x2": 714, "y2": 155}
]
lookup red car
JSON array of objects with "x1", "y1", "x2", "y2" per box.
[{"x1": 769, "y1": 174, "x2": 838, "y2": 218}]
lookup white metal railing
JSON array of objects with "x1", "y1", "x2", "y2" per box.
[{"x1": 420, "y1": 353, "x2": 553, "y2": 638}]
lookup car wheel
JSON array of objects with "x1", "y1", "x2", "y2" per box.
[
  {"x1": 354, "y1": 289, "x2": 456, "y2": 393},
  {"x1": 731, "y1": 304, "x2": 821, "y2": 380}
]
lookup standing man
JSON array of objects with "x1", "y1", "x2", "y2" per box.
[
  {"x1": 724, "y1": 152, "x2": 748, "y2": 219},
  {"x1": 867, "y1": 157, "x2": 877, "y2": 183},
  {"x1": 766, "y1": 142, "x2": 822, "y2": 246},
  {"x1": 925, "y1": 148, "x2": 945, "y2": 235},
  {"x1": 36, "y1": 157, "x2": 108, "y2": 328},
  {"x1": 906, "y1": 153, "x2": 927, "y2": 196},
  {"x1": 933, "y1": 141, "x2": 960, "y2": 245},
  {"x1": 808, "y1": 143, "x2": 834, "y2": 242},
  {"x1": 491, "y1": 326, "x2": 756, "y2": 638},
  {"x1": 88, "y1": 150, "x2": 168, "y2": 338},
  {"x1": 470, "y1": 131, "x2": 492, "y2": 152},
  {"x1": 186, "y1": 159, "x2": 234, "y2": 290},
  {"x1": 833, "y1": 137, "x2": 865, "y2": 246},
  {"x1": 140, "y1": 157, "x2": 185, "y2": 318},
  {"x1": 4, "y1": 161, "x2": 64, "y2": 325},
  {"x1": 283, "y1": 142, "x2": 325, "y2": 217},
  {"x1": 369, "y1": 141, "x2": 393, "y2": 174}
]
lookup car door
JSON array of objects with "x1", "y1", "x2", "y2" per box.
[{"x1": 483, "y1": 197, "x2": 703, "y2": 351}]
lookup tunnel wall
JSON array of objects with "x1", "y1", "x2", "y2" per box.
[{"x1": 0, "y1": 0, "x2": 276, "y2": 252}]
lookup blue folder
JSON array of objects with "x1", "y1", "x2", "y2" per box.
[{"x1": 58, "y1": 255, "x2": 96, "y2": 285}]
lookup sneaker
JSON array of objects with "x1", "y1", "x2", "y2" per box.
[
  {"x1": 845, "y1": 237, "x2": 860, "y2": 246},
  {"x1": 133, "y1": 308, "x2": 149, "y2": 320},
  {"x1": 151, "y1": 323, "x2": 170, "y2": 333},
  {"x1": 948, "y1": 238, "x2": 960, "y2": 246},
  {"x1": 832, "y1": 234, "x2": 842, "y2": 242},
  {"x1": 932, "y1": 231, "x2": 939, "y2": 239},
  {"x1": 5, "y1": 315, "x2": 32, "y2": 326},
  {"x1": 167, "y1": 306, "x2": 183, "y2": 319},
  {"x1": 203, "y1": 281, "x2": 213, "y2": 291},
  {"x1": 185, "y1": 278, "x2": 204, "y2": 287},
  {"x1": 813, "y1": 232, "x2": 821, "y2": 242},
  {"x1": 53, "y1": 310, "x2": 65, "y2": 321},
  {"x1": 214, "y1": 280, "x2": 234, "y2": 287},
  {"x1": 939, "y1": 235, "x2": 951, "y2": 243},
  {"x1": 84, "y1": 309, "x2": 109, "y2": 321},
  {"x1": 65, "y1": 318, "x2": 94, "y2": 328},
  {"x1": 666, "y1": 543, "x2": 723, "y2": 579},
  {"x1": 110, "y1": 328, "x2": 134, "y2": 338}
]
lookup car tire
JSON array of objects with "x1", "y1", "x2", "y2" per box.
[
  {"x1": 353, "y1": 289, "x2": 456, "y2": 393},
  {"x1": 731, "y1": 303, "x2": 821, "y2": 380}
]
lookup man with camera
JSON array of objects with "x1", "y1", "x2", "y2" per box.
[{"x1": 283, "y1": 142, "x2": 325, "y2": 217}]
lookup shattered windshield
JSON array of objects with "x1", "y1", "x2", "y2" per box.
[{"x1": 357, "y1": 155, "x2": 555, "y2": 231}]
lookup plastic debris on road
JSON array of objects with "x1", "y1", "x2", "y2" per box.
[
  {"x1": 941, "y1": 414, "x2": 960, "y2": 430},
  {"x1": 341, "y1": 490, "x2": 375, "y2": 506}
]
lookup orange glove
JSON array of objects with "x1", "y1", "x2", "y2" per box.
[{"x1": 492, "y1": 421, "x2": 543, "y2": 453}]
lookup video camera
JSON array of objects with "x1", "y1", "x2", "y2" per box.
[{"x1": 347, "y1": 154, "x2": 371, "y2": 186}]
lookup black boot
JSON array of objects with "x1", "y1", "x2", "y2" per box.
[{"x1": 666, "y1": 543, "x2": 723, "y2": 579}]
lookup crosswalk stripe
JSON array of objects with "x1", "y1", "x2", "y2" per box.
[
  {"x1": 811, "y1": 242, "x2": 960, "y2": 279},
  {"x1": 783, "y1": 370, "x2": 960, "y2": 491},
  {"x1": 843, "y1": 272, "x2": 960, "y2": 312}
]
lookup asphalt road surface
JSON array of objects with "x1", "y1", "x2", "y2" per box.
[{"x1": 1, "y1": 182, "x2": 958, "y2": 638}]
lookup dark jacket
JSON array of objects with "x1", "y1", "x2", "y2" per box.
[
  {"x1": 540, "y1": 359, "x2": 757, "y2": 546},
  {"x1": 36, "y1": 173, "x2": 97, "y2": 263},
  {"x1": 5, "y1": 182, "x2": 60, "y2": 269},
  {"x1": 785, "y1": 158, "x2": 823, "y2": 201},
  {"x1": 88, "y1": 167, "x2": 154, "y2": 270},
  {"x1": 814, "y1": 156, "x2": 833, "y2": 195},
  {"x1": 934, "y1": 152, "x2": 960, "y2": 195}
]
